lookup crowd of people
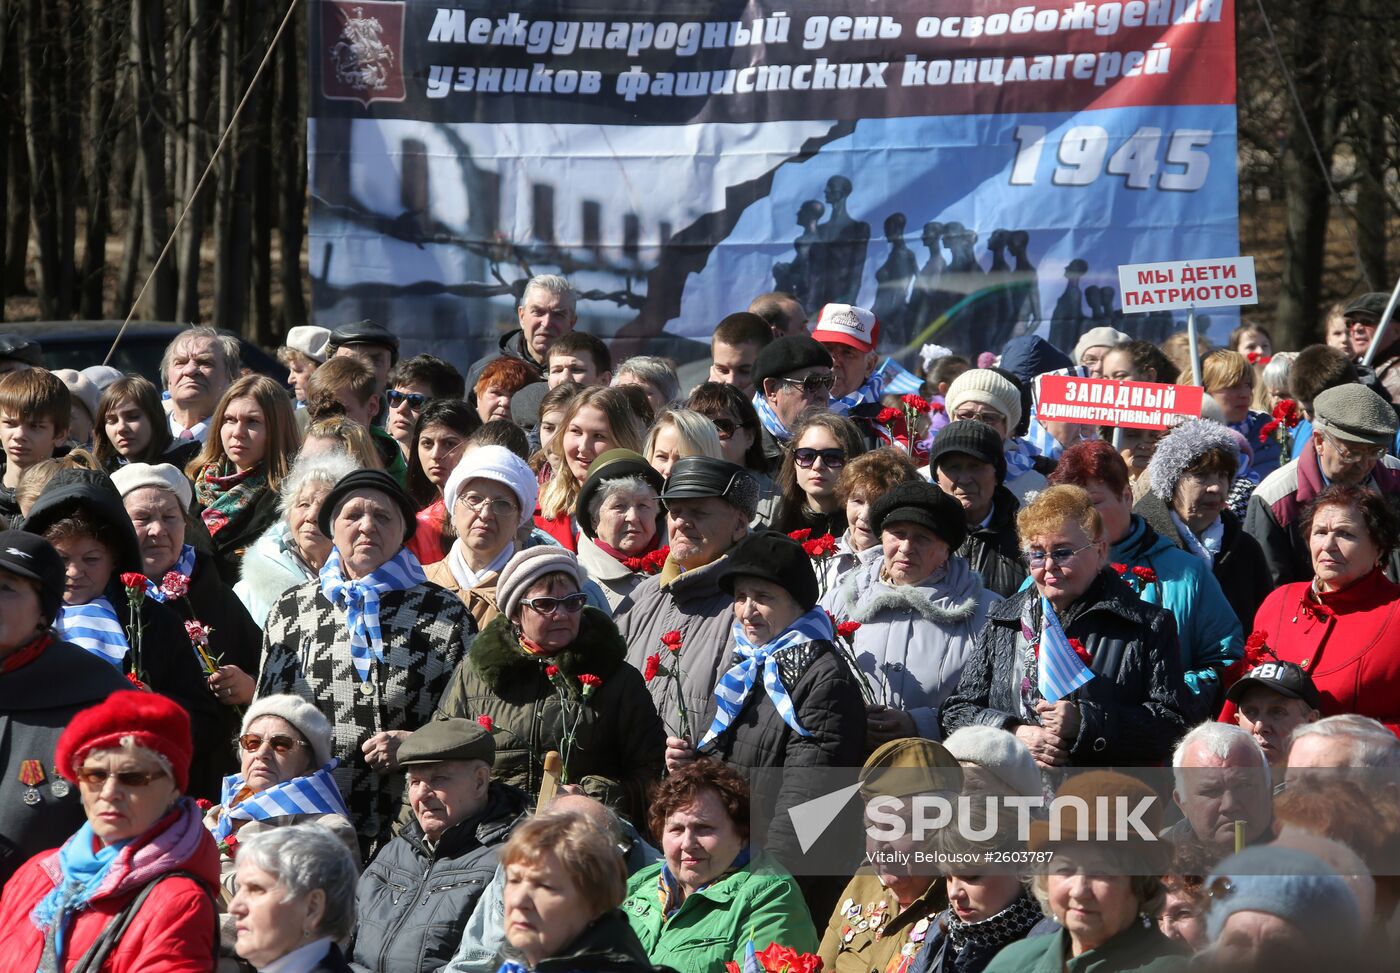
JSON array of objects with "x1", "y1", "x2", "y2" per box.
[{"x1": 0, "y1": 279, "x2": 1398, "y2": 972}]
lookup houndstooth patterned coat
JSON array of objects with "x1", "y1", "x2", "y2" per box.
[{"x1": 256, "y1": 578, "x2": 475, "y2": 856}]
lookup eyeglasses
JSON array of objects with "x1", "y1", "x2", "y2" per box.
[
  {"x1": 1023, "y1": 542, "x2": 1094, "y2": 566},
  {"x1": 521, "y1": 592, "x2": 587, "y2": 616},
  {"x1": 708, "y1": 416, "x2": 739, "y2": 439},
  {"x1": 76, "y1": 768, "x2": 169, "y2": 789},
  {"x1": 793, "y1": 447, "x2": 846, "y2": 469},
  {"x1": 953, "y1": 409, "x2": 1007, "y2": 427},
  {"x1": 458, "y1": 494, "x2": 519, "y2": 517},
  {"x1": 386, "y1": 390, "x2": 428, "y2": 410},
  {"x1": 1322, "y1": 433, "x2": 1384, "y2": 463},
  {"x1": 779, "y1": 374, "x2": 835, "y2": 395},
  {"x1": 238, "y1": 733, "x2": 310, "y2": 754}
]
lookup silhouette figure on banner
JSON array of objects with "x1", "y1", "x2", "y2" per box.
[
  {"x1": 1004, "y1": 230, "x2": 1042, "y2": 338},
  {"x1": 811, "y1": 176, "x2": 871, "y2": 307},
  {"x1": 935, "y1": 222, "x2": 985, "y2": 357},
  {"x1": 873, "y1": 213, "x2": 918, "y2": 348},
  {"x1": 1049, "y1": 258, "x2": 1090, "y2": 352},
  {"x1": 773, "y1": 199, "x2": 825, "y2": 313}
]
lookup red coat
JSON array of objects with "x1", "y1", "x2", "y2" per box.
[
  {"x1": 0, "y1": 801, "x2": 220, "y2": 973},
  {"x1": 533, "y1": 507, "x2": 577, "y2": 552},
  {"x1": 1219, "y1": 568, "x2": 1400, "y2": 735},
  {"x1": 407, "y1": 498, "x2": 450, "y2": 566}
]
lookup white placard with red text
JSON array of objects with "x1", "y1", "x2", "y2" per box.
[{"x1": 1117, "y1": 256, "x2": 1258, "y2": 313}]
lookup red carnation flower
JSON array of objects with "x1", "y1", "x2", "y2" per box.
[
  {"x1": 578, "y1": 673, "x2": 602, "y2": 688},
  {"x1": 125, "y1": 672, "x2": 147, "y2": 690},
  {"x1": 660, "y1": 630, "x2": 683, "y2": 652},
  {"x1": 476, "y1": 715, "x2": 494, "y2": 732},
  {"x1": 120, "y1": 572, "x2": 148, "y2": 591},
  {"x1": 876, "y1": 406, "x2": 902, "y2": 425},
  {"x1": 195, "y1": 798, "x2": 213, "y2": 811},
  {"x1": 1258, "y1": 420, "x2": 1281, "y2": 443},
  {"x1": 1068, "y1": 638, "x2": 1093, "y2": 664},
  {"x1": 928, "y1": 401, "x2": 946, "y2": 413},
  {"x1": 901, "y1": 393, "x2": 932, "y2": 414},
  {"x1": 836, "y1": 621, "x2": 861, "y2": 639},
  {"x1": 545, "y1": 664, "x2": 560, "y2": 678},
  {"x1": 801, "y1": 534, "x2": 837, "y2": 558},
  {"x1": 787, "y1": 528, "x2": 812, "y2": 542},
  {"x1": 184, "y1": 620, "x2": 212, "y2": 644},
  {"x1": 1110, "y1": 563, "x2": 1128, "y2": 575},
  {"x1": 1131, "y1": 566, "x2": 1157, "y2": 584},
  {"x1": 160, "y1": 572, "x2": 190, "y2": 599},
  {"x1": 643, "y1": 653, "x2": 661, "y2": 682}
]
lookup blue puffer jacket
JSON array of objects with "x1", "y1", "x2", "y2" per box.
[{"x1": 1111, "y1": 514, "x2": 1242, "y2": 718}]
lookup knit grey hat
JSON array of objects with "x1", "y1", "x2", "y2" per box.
[
  {"x1": 1204, "y1": 846, "x2": 1361, "y2": 943},
  {"x1": 1147, "y1": 418, "x2": 1239, "y2": 501},
  {"x1": 496, "y1": 546, "x2": 587, "y2": 621},
  {"x1": 943, "y1": 726, "x2": 1041, "y2": 797},
  {"x1": 1313, "y1": 384, "x2": 1398, "y2": 446},
  {"x1": 241, "y1": 694, "x2": 334, "y2": 768}
]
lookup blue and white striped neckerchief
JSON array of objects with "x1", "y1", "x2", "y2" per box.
[
  {"x1": 56, "y1": 597, "x2": 129, "y2": 666},
  {"x1": 699, "y1": 607, "x2": 833, "y2": 746},
  {"x1": 212, "y1": 759, "x2": 350, "y2": 842},
  {"x1": 319, "y1": 546, "x2": 427, "y2": 683},
  {"x1": 752, "y1": 391, "x2": 791, "y2": 443},
  {"x1": 1005, "y1": 437, "x2": 1042, "y2": 480},
  {"x1": 144, "y1": 545, "x2": 197, "y2": 603},
  {"x1": 829, "y1": 371, "x2": 885, "y2": 416}
]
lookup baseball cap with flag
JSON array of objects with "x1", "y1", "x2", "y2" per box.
[{"x1": 812, "y1": 304, "x2": 879, "y2": 353}]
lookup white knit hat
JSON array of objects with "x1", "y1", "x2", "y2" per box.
[
  {"x1": 111, "y1": 462, "x2": 193, "y2": 511},
  {"x1": 241, "y1": 694, "x2": 334, "y2": 769},
  {"x1": 1072, "y1": 326, "x2": 1130, "y2": 364},
  {"x1": 943, "y1": 725, "x2": 1042, "y2": 797},
  {"x1": 945, "y1": 369, "x2": 1022, "y2": 435},
  {"x1": 52, "y1": 368, "x2": 101, "y2": 421},
  {"x1": 444, "y1": 445, "x2": 538, "y2": 529},
  {"x1": 285, "y1": 326, "x2": 332, "y2": 363}
]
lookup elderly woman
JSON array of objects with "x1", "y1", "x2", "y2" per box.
[
  {"x1": 822, "y1": 481, "x2": 1000, "y2": 744},
  {"x1": 622, "y1": 760, "x2": 817, "y2": 971},
  {"x1": 0, "y1": 690, "x2": 220, "y2": 971},
  {"x1": 1195, "y1": 350, "x2": 1282, "y2": 478},
  {"x1": 644, "y1": 408, "x2": 723, "y2": 480},
  {"x1": 941, "y1": 485, "x2": 1189, "y2": 767},
  {"x1": 496, "y1": 809, "x2": 656, "y2": 973},
  {"x1": 1133, "y1": 419, "x2": 1272, "y2": 629},
  {"x1": 774, "y1": 410, "x2": 866, "y2": 538},
  {"x1": 426, "y1": 444, "x2": 541, "y2": 627},
  {"x1": 436, "y1": 547, "x2": 664, "y2": 823},
  {"x1": 475, "y1": 357, "x2": 539, "y2": 425},
  {"x1": 1049, "y1": 440, "x2": 1241, "y2": 716},
  {"x1": 820, "y1": 447, "x2": 921, "y2": 592},
  {"x1": 113, "y1": 461, "x2": 263, "y2": 699},
  {"x1": 575, "y1": 449, "x2": 665, "y2": 610},
  {"x1": 229, "y1": 825, "x2": 359, "y2": 973},
  {"x1": 667, "y1": 531, "x2": 865, "y2": 871},
  {"x1": 405, "y1": 400, "x2": 477, "y2": 563},
  {"x1": 235, "y1": 452, "x2": 356, "y2": 627},
  {"x1": 613, "y1": 355, "x2": 681, "y2": 413},
  {"x1": 536, "y1": 386, "x2": 646, "y2": 551},
  {"x1": 257, "y1": 469, "x2": 474, "y2": 855},
  {"x1": 984, "y1": 772, "x2": 1184, "y2": 972},
  {"x1": 1220, "y1": 484, "x2": 1400, "y2": 734},
  {"x1": 187, "y1": 375, "x2": 301, "y2": 582}
]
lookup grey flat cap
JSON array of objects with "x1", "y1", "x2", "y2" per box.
[
  {"x1": 1313, "y1": 384, "x2": 1398, "y2": 446},
  {"x1": 399, "y1": 718, "x2": 496, "y2": 767}
]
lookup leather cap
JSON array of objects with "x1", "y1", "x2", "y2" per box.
[
  {"x1": 0, "y1": 333, "x2": 41, "y2": 366},
  {"x1": 328, "y1": 320, "x2": 400, "y2": 356},
  {"x1": 659, "y1": 456, "x2": 758, "y2": 520}
]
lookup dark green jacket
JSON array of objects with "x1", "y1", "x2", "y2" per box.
[
  {"x1": 435, "y1": 608, "x2": 664, "y2": 825},
  {"x1": 982, "y1": 922, "x2": 1186, "y2": 973}
]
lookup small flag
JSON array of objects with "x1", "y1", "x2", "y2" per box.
[
  {"x1": 742, "y1": 941, "x2": 763, "y2": 973},
  {"x1": 1036, "y1": 597, "x2": 1096, "y2": 702}
]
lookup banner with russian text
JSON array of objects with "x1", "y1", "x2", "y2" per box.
[{"x1": 307, "y1": 0, "x2": 1239, "y2": 373}]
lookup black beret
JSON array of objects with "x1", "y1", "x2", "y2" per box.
[
  {"x1": 317, "y1": 469, "x2": 419, "y2": 543},
  {"x1": 870, "y1": 481, "x2": 968, "y2": 552},
  {"x1": 751, "y1": 335, "x2": 833, "y2": 392},
  {"x1": 399, "y1": 718, "x2": 496, "y2": 767},
  {"x1": 328, "y1": 320, "x2": 400, "y2": 355},
  {"x1": 929, "y1": 421, "x2": 1008, "y2": 485},
  {"x1": 576, "y1": 449, "x2": 663, "y2": 539},
  {"x1": 716, "y1": 531, "x2": 819, "y2": 611}
]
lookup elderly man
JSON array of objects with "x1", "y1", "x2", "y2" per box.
[
  {"x1": 329, "y1": 320, "x2": 400, "y2": 398},
  {"x1": 1343, "y1": 291, "x2": 1400, "y2": 400},
  {"x1": 466, "y1": 274, "x2": 577, "y2": 395},
  {"x1": 351, "y1": 719, "x2": 528, "y2": 973},
  {"x1": 927, "y1": 420, "x2": 1026, "y2": 597},
  {"x1": 709, "y1": 312, "x2": 773, "y2": 397},
  {"x1": 161, "y1": 325, "x2": 239, "y2": 442},
  {"x1": 1245, "y1": 384, "x2": 1400, "y2": 585},
  {"x1": 1165, "y1": 723, "x2": 1274, "y2": 853},
  {"x1": 618, "y1": 456, "x2": 758, "y2": 744},
  {"x1": 1222, "y1": 659, "x2": 1320, "y2": 771},
  {"x1": 1287, "y1": 714, "x2": 1400, "y2": 770},
  {"x1": 751, "y1": 334, "x2": 834, "y2": 475},
  {"x1": 257, "y1": 469, "x2": 475, "y2": 855},
  {"x1": 811, "y1": 302, "x2": 895, "y2": 456}
]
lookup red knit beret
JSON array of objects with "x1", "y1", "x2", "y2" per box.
[{"x1": 55, "y1": 690, "x2": 193, "y2": 792}]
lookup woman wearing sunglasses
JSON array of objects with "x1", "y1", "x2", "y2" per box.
[
  {"x1": 685, "y1": 381, "x2": 782, "y2": 527},
  {"x1": 202, "y1": 695, "x2": 356, "y2": 961},
  {"x1": 0, "y1": 690, "x2": 221, "y2": 973},
  {"x1": 774, "y1": 410, "x2": 865, "y2": 538},
  {"x1": 941, "y1": 485, "x2": 1190, "y2": 768},
  {"x1": 435, "y1": 547, "x2": 665, "y2": 827}
]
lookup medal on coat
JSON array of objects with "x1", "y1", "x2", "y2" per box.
[
  {"x1": 18, "y1": 759, "x2": 44, "y2": 806},
  {"x1": 49, "y1": 765, "x2": 70, "y2": 798},
  {"x1": 359, "y1": 679, "x2": 376, "y2": 697}
]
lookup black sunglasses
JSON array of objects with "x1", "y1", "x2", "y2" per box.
[
  {"x1": 794, "y1": 447, "x2": 846, "y2": 469},
  {"x1": 779, "y1": 374, "x2": 836, "y2": 395},
  {"x1": 521, "y1": 592, "x2": 588, "y2": 615},
  {"x1": 387, "y1": 390, "x2": 428, "y2": 409},
  {"x1": 709, "y1": 416, "x2": 739, "y2": 439}
]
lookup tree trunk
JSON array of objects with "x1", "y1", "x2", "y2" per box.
[
  {"x1": 18, "y1": 0, "x2": 63, "y2": 318},
  {"x1": 212, "y1": 0, "x2": 240, "y2": 331},
  {"x1": 177, "y1": 0, "x2": 213, "y2": 323},
  {"x1": 79, "y1": 0, "x2": 117, "y2": 319},
  {"x1": 131, "y1": 0, "x2": 176, "y2": 320},
  {"x1": 116, "y1": 162, "x2": 144, "y2": 316},
  {"x1": 276, "y1": 4, "x2": 307, "y2": 331}
]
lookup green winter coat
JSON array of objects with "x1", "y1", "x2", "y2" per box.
[
  {"x1": 982, "y1": 921, "x2": 1187, "y2": 973},
  {"x1": 622, "y1": 856, "x2": 818, "y2": 973},
  {"x1": 435, "y1": 607, "x2": 665, "y2": 825}
]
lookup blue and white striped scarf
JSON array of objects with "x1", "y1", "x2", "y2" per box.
[
  {"x1": 1005, "y1": 437, "x2": 1042, "y2": 480},
  {"x1": 753, "y1": 391, "x2": 792, "y2": 443},
  {"x1": 829, "y1": 371, "x2": 885, "y2": 416},
  {"x1": 212, "y1": 759, "x2": 350, "y2": 842},
  {"x1": 319, "y1": 546, "x2": 427, "y2": 683},
  {"x1": 55, "y1": 597, "x2": 129, "y2": 666},
  {"x1": 700, "y1": 607, "x2": 833, "y2": 746},
  {"x1": 144, "y1": 545, "x2": 197, "y2": 603}
]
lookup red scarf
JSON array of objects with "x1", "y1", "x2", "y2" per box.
[
  {"x1": 591, "y1": 534, "x2": 659, "y2": 563},
  {"x1": 0, "y1": 633, "x2": 51, "y2": 675}
]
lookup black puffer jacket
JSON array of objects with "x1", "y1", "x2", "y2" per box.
[
  {"x1": 956, "y1": 486, "x2": 1027, "y2": 599},
  {"x1": 940, "y1": 570, "x2": 1190, "y2": 766},
  {"x1": 1134, "y1": 491, "x2": 1272, "y2": 634},
  {"x1": 352, "y1": 781, "x2": 529, "y2": 973},
  {"x1": 700, "y1": 636, "x2": 866, "y2": 874}
]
